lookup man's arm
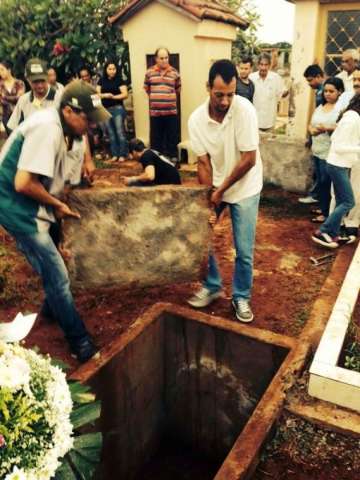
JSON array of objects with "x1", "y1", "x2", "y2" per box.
[
  {"x1": 82, "y1": 134, "x2": 95, "y2": 183},
  {"x1": 197, "y1": 153, "x2": 213, "y2": 187},
  {"x1": 211, "y1": 151, "x2": 256, "y2": 207},
  {"x1": 14, "y1": 170, "x2": 80, "y2": 218}
]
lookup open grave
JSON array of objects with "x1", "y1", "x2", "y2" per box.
[{"x1": 71, "y1": 304, "x2": 308, "y2": 480}]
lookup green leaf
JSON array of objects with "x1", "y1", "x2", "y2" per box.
[
  {"x1": 70, "y1": 401, "x2": 101, "y2": 429},
  {"x1": 73, "y1": 432, "x2": 102, "y2": 450},
  {"x1": 68, "y1": 450, "x2": 97, "y2": 480},
  {"x1": 54, "y1": 458, "x2": 77, "y2": 480}
]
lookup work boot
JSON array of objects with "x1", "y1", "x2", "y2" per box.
[{"x1": 71, "y1": 337, "x2": 97, "y2": 363}]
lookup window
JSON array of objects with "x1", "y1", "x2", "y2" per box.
[{"x1": 325, "y1": 10, "x2": 360, "y2": 76}]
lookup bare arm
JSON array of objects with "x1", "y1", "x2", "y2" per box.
[
  {"x1": 14, "y1": 170, "x2": 80, "y2": 218},
  {"x1": 111, "y1": 85, "x2": 128, "y2": 101},
  {"x1": 197, "y1": 153, "x2": 213, "y2": 187},
  {"x1": 82, "y1": 135, "x2": 95, "y2": 183},
  {"x1": 123, "y1": 165, "x2": 155, "y2": 185}
]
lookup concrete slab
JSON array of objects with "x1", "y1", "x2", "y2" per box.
[
  {"x1": 63, "y1": 185, "x2": 211, "y2": 289},
  {"x1": 309, "y1": 242, "x2": 360, "y2": 413},
  {"x1": 286, "y1": 381, "x2": 360, "y2": 439},
  {"x1": 259, "y1": 133, "x2": 312, "y2": 193}
]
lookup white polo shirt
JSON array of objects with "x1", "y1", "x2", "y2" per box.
[
  {"x1": 188, "y1": 95, "x2": 263, "y2": 203},
  {"x1": 249, "y1": 71, "x2": 284, "y2": 129},
  {"x1": 336, "y1": 70, "x2": 355, "y2": 92}
]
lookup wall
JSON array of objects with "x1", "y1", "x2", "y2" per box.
[
  {"x1": 287, "y1": 0, "x2": 321, "y2": 140},
  {"x1": 121, "y1": 1, "x2": 236, "y2": 145}
]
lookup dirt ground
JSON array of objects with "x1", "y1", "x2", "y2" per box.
[
  {"x1": 0, "y1": 181, "x2": 337, "y2": 367},
  {"x1": 0, "y1": 173, "x2": 358, "y2": 480}
]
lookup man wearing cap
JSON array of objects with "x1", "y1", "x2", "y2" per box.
[
  {"x1": 7, "y1": 58, "x2": 62, "y2": 131},
  {"x1": 0, "y1": 80, "x2": 110, "y2": 362}
]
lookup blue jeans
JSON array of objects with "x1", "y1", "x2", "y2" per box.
[
  {"x1": 204, "y1": 193, "x2": 260, "y2": 301},
  {"x1": 106, "y1": 105, "x2": 128, "y2": 158},
  {"x1": 314, "y1": 156, "x2": 331, "y2": 216},
  {"x1": 320, "y1": 164, "x2": 355, "y2": 237},
  {"x1": 8, "y1": 228, "x2": 89, "y2": 347}
]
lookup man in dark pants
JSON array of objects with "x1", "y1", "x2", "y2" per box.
[
  {"x1": 124, "y1": 138, "x2": 181, "y2": 186},
  {"x1": 144, "y1": 47, "x2": 181, "y2": 164},
  {"x1": 0, "y1": 80, "x2": 110, "y2": 362}
]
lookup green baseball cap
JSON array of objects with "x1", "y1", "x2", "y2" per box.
[
  {"x1": 25, "y1": 58, "x2": 48, "y2": 81},
  {"x1": 61, "y1": 79, "x2": 111, "y2": 123}
]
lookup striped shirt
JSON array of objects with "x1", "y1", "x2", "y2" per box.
[{"x1": 144, "y1": 65, "x2": 180, "y2": 117}]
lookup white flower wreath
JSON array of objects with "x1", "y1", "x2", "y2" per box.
[{"x1": 0, "y1": 341, "x2": 102, "y2": 480}]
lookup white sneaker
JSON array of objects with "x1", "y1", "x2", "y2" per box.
[
  {"x1": 187, "y1": 287, "x2": 221, "y2": 308},
  {"x1": 298, "y1": 196, "x2": 318, "y2": 204},
  {"x1": 232, "y1": 299, "x2": 254, "y2": 323}
]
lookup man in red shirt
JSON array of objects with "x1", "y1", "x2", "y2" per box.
[{"x1": 144, "y1": 47, "x2": 181, "y2": 164}]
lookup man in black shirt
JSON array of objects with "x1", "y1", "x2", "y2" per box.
[
  {"x1": 235, "y1": 57, "x2": 255, "y2": 102},
  {"x1": 124, "y1": 138, "x2": 181, "y2": 186}
]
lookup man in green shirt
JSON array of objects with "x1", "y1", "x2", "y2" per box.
[{"x1": 0, "y1": 80, "x2": 110, "y2": 362}]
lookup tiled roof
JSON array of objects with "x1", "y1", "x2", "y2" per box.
[{"x1": 109, "y1": 0, "x2": 249, "y2": 29}]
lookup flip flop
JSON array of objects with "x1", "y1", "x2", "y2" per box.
[{"x1": 311, "y1": 214, "x2": 326, "y2": 223}]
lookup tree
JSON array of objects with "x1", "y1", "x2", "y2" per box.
[
  {"x1": 229, "y1": 0, "x2": 261, "y2": 64},
  {"x1": 0, "y1": 0, "x2": 130, "y2": 83}
]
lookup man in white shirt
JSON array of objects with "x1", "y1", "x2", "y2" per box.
[
  {"x1": 249, "y1": 52, "x2": 285, "y2": 130},
  {"x1": 187, "y1": 59, "x2": 263, "y2": 323},
  {"x1": 7, "y1": 58, "x2": 62, "y2": 131},
  {"x1": 336, "y1": 49, "x2": 359, "y2": 92}
]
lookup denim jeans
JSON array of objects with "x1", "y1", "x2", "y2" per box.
[
  {"x1": 8, "y1": 228, "x2": 90, "y2": 348},
  {"x1": 106, "y1": 105, "x2": 128, "y2": 158},
  {"x1": 314, "y1": 156, "x2": 331, "y2": 216},
  {"x1": 203, "y1": 193, "x2": 260, "y2": 301},
  {"x1": 320, "y1": 164, "x2": 355, "y2": 237}
]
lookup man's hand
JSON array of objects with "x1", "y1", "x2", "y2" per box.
[
  {"x1": 55, "y1": 202, "x2": 81, "y2": 219},
  {"x1": 82, "y1": 160, "x2": 95, "y2": 184},
  {"x1": 210, "y1": 188, "x2": 223, "y2": 207}
]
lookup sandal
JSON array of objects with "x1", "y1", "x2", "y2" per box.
[
  {"x1": 311, "y1": 214, "x2": 326, "y2": 223},
  {"x1": 311, "y1": 208, "x2": 322, "y2": 215}
]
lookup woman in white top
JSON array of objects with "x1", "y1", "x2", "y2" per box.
[
  {"x1": 312, "y1": 93, "x2": 360, "y2": 248},
  {"x1": 309, "y1": 77, "x2": 344, "y2": 223}
]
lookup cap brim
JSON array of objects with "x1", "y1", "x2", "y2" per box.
[
  {"x1": 87, "y1": 106, "x2": 111, "y2": 124},
  {"x1": 27, "y1": 74, "x2": 47, "y2": 82}
]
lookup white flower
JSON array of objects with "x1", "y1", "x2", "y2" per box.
[
  {"x1": 5, "y1": 466, "x2": 27, "y2": 480},
  {"x1": 0, "y1": 353, "x2": 30, "y2": 391}
]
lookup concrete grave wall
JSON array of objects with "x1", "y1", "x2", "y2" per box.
[
  {"x1": 63, "y1": 185, "x2": 211, "y2": 289},
  {"x1": 71, "y1": 303, "x2": 306, "y2": 480},
  {"x1": 259, "y1": 133, "x2": 313, "y2": 193}
]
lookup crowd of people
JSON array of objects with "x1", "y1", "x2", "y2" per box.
[{"x1": 0, "y1": 46, "x2": 359, "y2": 361}]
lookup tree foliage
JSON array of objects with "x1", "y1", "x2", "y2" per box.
[
  {"x1": 230, "y1": 0, "x2": 261, "y2": 64},
  {"x1": 0, "y1": 0, "x2": 129, "y2": 82}
]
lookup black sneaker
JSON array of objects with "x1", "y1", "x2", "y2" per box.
[
  {"x1": 345, "y1": 227, "x2": 358, "y2": 238},
  {"x1": 311, "y1": 231, "x2": 339, "y2": 249},
  {"x1": 71, "y1": 338, "x2": 97, "y2": 363},
  {"x1": 337, "y1": 234, "x2": 357, "y2": 245}
]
